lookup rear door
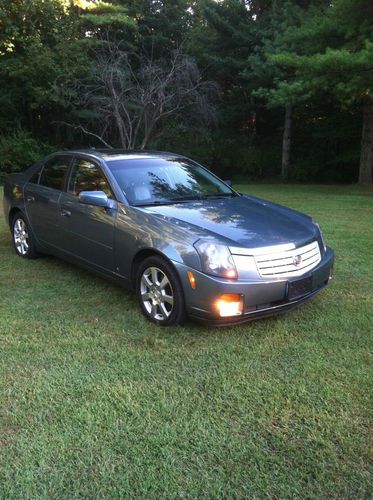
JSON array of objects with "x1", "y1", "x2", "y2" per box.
[
  {"x1": 24, "y1": 156, "x2": 71, "y2": 248},
  {"x1": 58, "y1": 157, "x2": 116, "y2": 271}
]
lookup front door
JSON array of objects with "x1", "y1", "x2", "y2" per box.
[{"x1": 58, "y1": 157, "x2": 116, "y2": 272}]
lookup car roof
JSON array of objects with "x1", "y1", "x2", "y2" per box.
[{"x1": 59, "y1": 149, "x2": 186, "y2": 162}]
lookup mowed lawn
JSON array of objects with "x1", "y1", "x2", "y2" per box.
[{"x1": 0, "y1": 184, "x2": 372, "y2": 498}]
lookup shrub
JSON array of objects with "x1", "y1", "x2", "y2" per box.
[{"x1": 0, "y1": 130, "x2": 53, "y2": 181}]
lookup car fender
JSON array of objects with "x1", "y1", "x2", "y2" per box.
[{"x1": 114, "y1": 204, "x2": 202, "y2": 279}]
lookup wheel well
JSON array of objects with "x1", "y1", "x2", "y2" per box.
[
  {"x1": 131, "y1": 249, "x2": 172, "y2": 283},
  {"x1": 8, "y1": 207, "x2": 22, "y2": 227}
]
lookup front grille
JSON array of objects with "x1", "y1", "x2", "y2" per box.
[{"x1": 254, "y1": 240, "x2": 321, "y2": 278}]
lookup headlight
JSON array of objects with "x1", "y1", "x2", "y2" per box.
[
  {"x1": 314, "y1": 221, "x2": 327, "y2": 252},
  {"x1": 194, "y1": 240, "x2": 238, "y2": 279}
]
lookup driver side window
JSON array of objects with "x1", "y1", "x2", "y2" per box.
[{"x1": 68, "y1": 159, "x2": 111, "y2": 197}]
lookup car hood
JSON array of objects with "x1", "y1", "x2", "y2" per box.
[{"x1": 140, "y1": 195, "x2": 318, "y2": 249}]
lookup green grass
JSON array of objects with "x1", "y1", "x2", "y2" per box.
[{"x1": 0, "y1": 184, "x2": 372, "y2": 498}]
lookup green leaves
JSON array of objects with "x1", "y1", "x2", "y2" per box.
[
  {"x1": 268, "y1": 0, "x2": 373, "y2": 107},
  {"x1": 0, "y1": 130, "x2": 53, "y2": 179},
  {"x1": 0, "y1": 0, "x2": 370, "y2": 181}
]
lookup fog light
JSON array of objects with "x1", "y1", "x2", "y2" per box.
[{"x1": 216, "y1": 294, "x2": 243, "y2": 317}]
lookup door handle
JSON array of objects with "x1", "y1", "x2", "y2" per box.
[
  {"x1": 61, "y1": 209, "x2": 71, "y2": 217},
  {"x1": 27, "y1": 195, "x2": 35, "y2": 202}
]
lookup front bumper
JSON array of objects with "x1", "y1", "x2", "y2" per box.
[{"x1": 174, "y1": 247, "x2": 334, "y2": 326}]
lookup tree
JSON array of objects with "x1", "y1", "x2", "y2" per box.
[
  {"x1": 122, "y1": 0, "x2": 194, "y2": 53},
  {"x1": 0, "y1": 0, "x2": 68, "y2": 129},
  {"x1": 187, "y1": 0, "x2": 266, "y2": 174},
  {"x1": 245, "y1": 0, "x2": 333, "y2": 179},
  {"x1": 190, "y1": 0, "x2": 320, "y2": 179},
  {"x1": 61, "y1": 43, "x2": 217, "y2": 149},
  {"x1": 267, "y1": 0, "x2": 373, "y2": 183},
  {"x1": 0, "y1": 0, "x2": 369, "y2": 182}
]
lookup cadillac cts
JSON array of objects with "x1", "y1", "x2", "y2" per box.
[{"x1": 3, "y1": 150, "x2": 334, "y2": 326}]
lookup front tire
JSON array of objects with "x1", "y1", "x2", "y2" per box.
[
  {"x1": 11, "y1": 213, "x2": 39, "y2": 259},
  {"x1": 136, "y1": 256, "x2": 186, "y2": 326}
]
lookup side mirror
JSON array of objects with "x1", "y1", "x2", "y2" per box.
[
  {"x1": 224, "y1": 179, "x2": 232, "y2": 187},
  {"x1": 79, "y1": 191, "x2": 116, "y2": 209}
]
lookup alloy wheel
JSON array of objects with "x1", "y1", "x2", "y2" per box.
[
  {"x1": 13, "y1": 218, "x2": 29, "y2": 256},
  {"x1": 140, "y1": 266, "x2": 174, "y2": 321}
]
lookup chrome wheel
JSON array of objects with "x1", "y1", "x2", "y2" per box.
[
  {"x1": 13, "y1": 218, "x2": 29, "y2": 256},
  {"x1": 140, "y1": 266, "x2": 174, "y2": 321}
]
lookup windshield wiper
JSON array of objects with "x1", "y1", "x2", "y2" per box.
[
  {"x1": 132, "y1": 193, "x2": 236, "y2": 207},
  {"x1": 171, "y1": 194, "x2": 237, "y2": 202},
  {"x1": 132, "y1": 200, "x2": 176, "y2": 207},
  {"x1": 137, "y1": 196, "x2": 203, "y2": 206},
  {"x1": 171, "y1": 195, "x2": 202, "y2": 202},
  {"x1": 201, "y1": 193, "x2": 237, "y2": 199}
]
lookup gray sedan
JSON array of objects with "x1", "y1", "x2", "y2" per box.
[{"x1": 3, "y1": 150, "x2": 334, "y2": 326}]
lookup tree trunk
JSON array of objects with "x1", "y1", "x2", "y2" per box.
[
  {"x1": 358, "y1": 101, "x2": 373, "y2": 184},
  {"x1": 281, "y1": 104, "x2": 292, "y2": 180},
  {"x1": 114, "y1": 108, "x2": 127, "y2": 149},
  {"x1": 248, "y1": 95, "x2": 257, "y2": 145}
]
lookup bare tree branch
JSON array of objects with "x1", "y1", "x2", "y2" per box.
[
  {"x1": 54, "y1": 122, "x2": 113, "y2": 149},
  {"x1": 63, "y1": 42, "x2": 218, "y2": 149}
]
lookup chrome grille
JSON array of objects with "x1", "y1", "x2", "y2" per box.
[{"x1": 254, "y1": 241, "x2": 321, "y2": 278}]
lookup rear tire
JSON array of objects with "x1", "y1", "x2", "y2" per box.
[
  {"x1": 11, "y1": 213, "x2": 39, "y2": 259},
  {"x1": 136, "y1": 255, "x2": 186, "y2": 326}
]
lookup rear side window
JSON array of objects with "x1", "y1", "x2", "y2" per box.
[
  {"x1": 39, "y1": 157, "x2": 70, "y2": 190},
  {"x1": 68, "y1": 158, "x2": 111, "y2": 197}
]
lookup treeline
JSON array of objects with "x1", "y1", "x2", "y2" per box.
[{"x1": 0, "y1": 0, "x2": 372, "y2": 183}]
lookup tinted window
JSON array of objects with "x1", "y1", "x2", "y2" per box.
[
  {"x1": 107, "y1": 158, "x2": 235, "y2": 205},
  {"x1": 68, "y1": 159, "x2": 111, "y2": 197},
  {"x1": 25, "y1": 160, "x2": 42, "y2": 182},
  {"x1": 29, "y1": 168, "x2": 41, "y2": 184},
  {"x1": 39, "y1": 157, "x2": 70, "y2": 190}
]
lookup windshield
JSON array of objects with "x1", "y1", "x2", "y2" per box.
[{"x1": 107, "y1": 158, "x2": 236, "y2": 206}]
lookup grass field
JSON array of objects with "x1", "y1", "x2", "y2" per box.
[{"x1": 0, "y1": 184, "x2": 372, "y2": 498}]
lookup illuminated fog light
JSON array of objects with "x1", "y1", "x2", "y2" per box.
[{"x1": 216, "y1": 294, "x2": 244, "y2": 317}]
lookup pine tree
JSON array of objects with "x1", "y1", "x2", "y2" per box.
[{"x1": 267, "y1": 0, "x2": 373, "y2": 183}]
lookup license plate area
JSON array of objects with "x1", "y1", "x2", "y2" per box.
[{"x1": 287, "y1": 276, "x2": 313, "y2": 300}]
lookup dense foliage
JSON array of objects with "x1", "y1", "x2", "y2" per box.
[{"x1": 0, "y1": 0, "x2": 372, "y2": 182}]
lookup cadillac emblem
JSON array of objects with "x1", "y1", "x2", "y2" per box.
[{"x1": 293, "y1": 255, "x2": 302, "y2": 266}]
